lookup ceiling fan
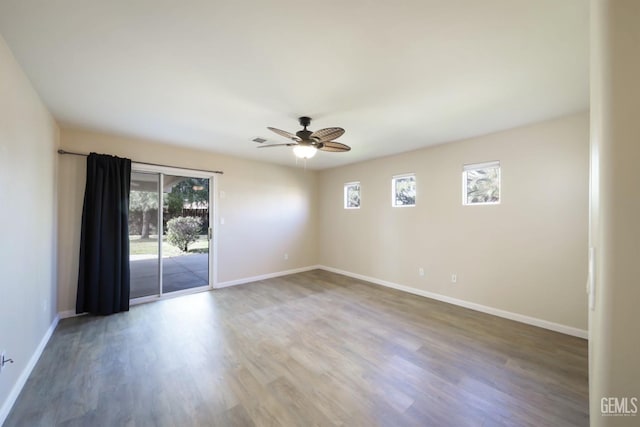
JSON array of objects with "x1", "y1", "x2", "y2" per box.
[{"x1": 258, "y1": 116, "x2": 350, "y2": 159}]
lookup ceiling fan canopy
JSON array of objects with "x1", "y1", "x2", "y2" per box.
[{"x1": 258, "y1": 117, "x2": 350, "y2": 159}]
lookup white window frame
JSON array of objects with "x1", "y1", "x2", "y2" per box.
[
  {"x1": 462, "y1": 161, "x2": 501, "y2": 206},
  {"x1": 344, "y1": 181, "x2": 361, "y2": 209},
  {"x1": 130, "y1": 163, "x2": 218, "y2": 300},
  {"x1": 392, "y1": 173, "x2": 416, "y2": 207}
]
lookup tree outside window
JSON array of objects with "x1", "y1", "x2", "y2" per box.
[
  {"x1": 392, "y1": 174, "x2": 416, "y2": 207},
  {"x1": 463, "y1": 161, "x2": 500, "y2": 205},
  {"x1": 344, "y1": 182, "x2": 361, "y2": 209}
]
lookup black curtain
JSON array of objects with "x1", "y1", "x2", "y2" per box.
[{"x1": 76, "y1": 153, "x2": 132, "y2": 315}]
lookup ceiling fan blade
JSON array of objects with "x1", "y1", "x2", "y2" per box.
[
  {"x1": 318, "y1": 141, "x2": 351, "y2": 152},
  {"x1": 267, "y1": 127, "x2": 301, "y2": 141},
  {"x1": 310, "y1": 127, "x2": 345, "y2": 142},
  {"x1": 257, "y1": 143, "x2": 298, "y2": 148}
]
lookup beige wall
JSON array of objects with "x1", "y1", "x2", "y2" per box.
[
  {"x1": 590, "y1": 1, "x2": 640, "y2": 425},
  {"x1": 0, "y1": 36, "x2": 59, "y2": 421},
  {"x1": 318, "y1": 113, "x2": 589, "y2": 332},
  {"x1": 58, "y1": 114, "x2": 591, "y2": 333},
  {"x1": 57, "y1": 129, "x2": 319, "y2": 313}
]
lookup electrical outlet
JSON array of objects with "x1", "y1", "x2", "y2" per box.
[
  {"x1": 451, "y1": 273, "x2": 457, "y2": 284},
  {"x1": 418, "y1": 267, "x2": 425, "y2": 277},
  {"x1": 284, "y1": 253, "x2": 289, "y2": 260}
]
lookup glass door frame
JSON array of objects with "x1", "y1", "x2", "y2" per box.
[{"x1": 130, "y1": 163, "x2": 217, "y2": 304}]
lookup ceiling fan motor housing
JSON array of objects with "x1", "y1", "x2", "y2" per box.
[
  {"x1": 296, "y1": 129, "x2": 314, "y2": 141},
  {"x1": 298, "y1": 116, "x2": 312, "y2": 127},
  {"x1": 297, "y1": 117, "x2": 316, "y2": 142}
]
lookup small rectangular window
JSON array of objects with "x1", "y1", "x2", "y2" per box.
[
  {"x1": 344, "y1": 182, "x2": 361, "y2": 209},
  {"x1": 392, "y1": 174, "x2": 416, "y2": 207},
  {"x1": 463, "y1": 161, "x2": 500, "y2": 205}
]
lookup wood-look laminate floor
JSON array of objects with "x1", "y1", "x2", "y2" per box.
[{"x1": 5, "y1": 270, "x2": 588, "y2": 427}]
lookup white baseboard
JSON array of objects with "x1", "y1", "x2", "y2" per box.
[
  {"x1": 59, "y1": 265, "x2": 588, "y2": 339},
  {"x1": 216, "y1": 265, "x2": 321, "y2": 289},
  {"x1": 58, "y1": 309, "x2": 82, "y2": 319},
  {"x1": 0, "y1": 315, "x2": 59, "y2": 426},
  {"x1": 318, "y1": 265, "x2": 588, "y2": 339}
]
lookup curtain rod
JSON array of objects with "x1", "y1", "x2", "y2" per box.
[{"x1": 57, "y1": 149, "x2": 224, "y2": 175}]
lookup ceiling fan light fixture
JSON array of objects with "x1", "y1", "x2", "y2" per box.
[
  {"x1": 293, "y1": 145, "x2": 317, "y2": 159},
  {"x1": 263, "y1": 117, "x2": 349, "y2": 160}
]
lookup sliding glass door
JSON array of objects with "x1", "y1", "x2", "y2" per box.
[
  {"x1": 161, "y1": 175, "x2": 210, "y2": 293},
  {"x1": 129, "y1": 168, "x2": 214, "y2": 300},
  {"x1": 129, "y1": 171, "x2": 161, "y2": 298}
]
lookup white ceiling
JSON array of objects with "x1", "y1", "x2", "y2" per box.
[{"x1": 0, "y1": 0, "x2": 588, "y2": 170}]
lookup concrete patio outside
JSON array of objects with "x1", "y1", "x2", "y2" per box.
[{"x1": 130, "y1": 253, "x2": 209, "y2": 298}]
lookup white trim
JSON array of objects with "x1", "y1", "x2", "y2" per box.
[
  {"x1": 158, "y1": 172, "x2": 164, "y2": 297},
  {"x1": 463, "y1": 160, "x2": 500, "y2": 171},
  {"x1": 131, "y1": 162, "x2": 214, "y2": 179},
  {"x1": 462, "y1": 161, "x2": 501, "y2": 206},
  {"x1": 130, "y1": 286, "x2": 211, "y2": 306},
  {"x1": 392, "y1": 173, "x2": 416, "y2": 207},
  {"x1": 215, "y1": 265, "x2": 320, "y2": 289},
  {"x1": 462, "y1": 200, "x2": 501, "y2": 206},
  {"x1": 588, "y1": 247, "x2": 595, "y2": 311},
  {"x1": 317, "y1": 265, "x2": 588, "y2": 339},
  {"x1": 211, "y1": 174, "x2": 219, "y2": 288},
  {"x1": 343, "y1": 181, "x2": 361, "y2": 209},
  {"x1": 392, "y1": 172, "x2": 416, "y2": 179},
  {"x1": 0, "y1": 315, "x2": 60, "y2": 426},
  {"x1": 58, "y1": 310, "x2": 84, "y2": 319},
  {"x1": 130, "y1": 166, "x2": 217, "y2": 297}
]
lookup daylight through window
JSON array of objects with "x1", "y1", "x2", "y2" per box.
[
  {"x1": 392, "y1": 174, "x2": 416, "y2": 207},
  {"x1": 463, "y1": 161, "x2": 500, "y2": 205},
  {"x1": 344, "y1": 182, "x2": 361, "y2": 209}
]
